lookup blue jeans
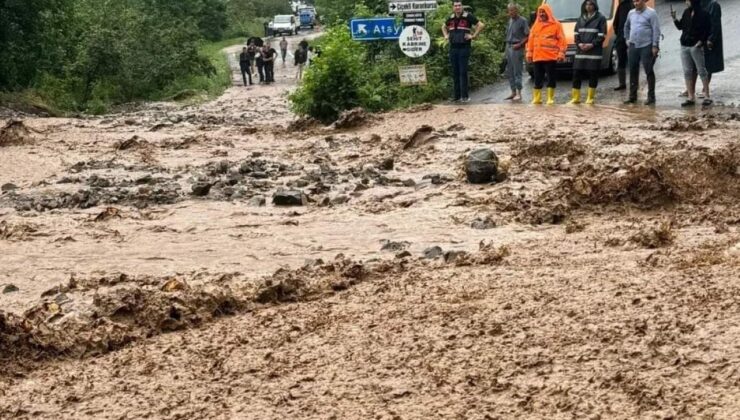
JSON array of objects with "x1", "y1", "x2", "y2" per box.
[{"x1": 450, "y1": 47, "x2": 471, "y2": 100}]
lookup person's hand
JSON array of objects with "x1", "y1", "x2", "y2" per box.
[
  {"x1": 670, "y1": 10, "x2": 677, "y2": 19},
  {"x1": 707, "y1": 41, "x2": 713, "y2": 50},
  {"x1": 577, "y1": 43, "x2": 584, "y2": 50},
  {"x1": 652, "y1": 47, "x2": 659, "y2": 58},
  {"x1": 695, "y1": 41, "x2": 703, "y2": 48},
  {"x1": 444, "y1": 33, "x2": 449, "y2": 41},
  {"x1": 557, "y1": 55, "x2": 565, "y2": 62},
  {"x1": 526, "y1": 56, "x2": 533, "y2": 63},
  {"x1": 464, "y1": 34, "x2": 474, "y2": 41}
]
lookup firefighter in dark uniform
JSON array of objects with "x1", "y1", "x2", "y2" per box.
[{"x1": 442, "y1": 2, "x2": 485, "y2": 103}]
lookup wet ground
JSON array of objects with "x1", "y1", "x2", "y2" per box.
[
  {"x1": 474, "y1": 0, "x2": 740, "y2": 107},
  {"x1": 1, "y1": 30, "x2": 740, "y2": 420}
]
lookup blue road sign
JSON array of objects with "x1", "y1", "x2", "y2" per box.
[{"x1": 350, "y1": 17, "x2": 403, "y2": 41}]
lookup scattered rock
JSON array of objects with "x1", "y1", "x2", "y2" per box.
[
  {"x1": 273, "y1": 191, "x2": 307, "y2": 206},
  {"x1": 402, "y1": 179, "x2": 416, "y2": 187},
  {"x1": 396, "y1": 250, "x2": 412, "y2": 259},
  {"x1": 378, "y1": 158, "x2": 395, "y2": 171},
  {"x1": 332, "y1": 107, "x2": 371, "y2": 130},
  {"x1": 95, "y1": 207, "x2": 122, "y2": 222},
  {"x1": 444, "y1": 250, "x2": 468, "y2": 264},
  {"x1": 423, "y1": 246, "x2": 444, "y2": 259},
  {"x1": 471, "y1": 216, "x2": 496, "y2": 230},
  {"x1": 0, "y1": 120, "x2": 34, "y2": 146},
  {"x1": 191, "y1": 182, "x2": 212, "y2": 197},
  {"x1": 2, "y1": 183, "x2": 18, "y2": 192},
  {"x1": 331, "y1": 195, "x2": 350, "y2": 205},
  {"x1": 248, "y1": 196, "x2": 266, "y2": 207},
  {"x1": 403, "y1": 125, "x2": 437, "y2": 150},
  {"x1": 465, "y1": 148, "x2": 499, "y2": 184},
  {"x1": 381, "y1": 240, "x2": 411, "y2": 252},
  {"x1": 2, "y1": 284, "x2": 19, "y2": 294}
]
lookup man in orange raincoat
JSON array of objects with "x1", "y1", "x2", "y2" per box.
[{"x1": 526, "y1": 4, "x2": 567, "y2": 105}]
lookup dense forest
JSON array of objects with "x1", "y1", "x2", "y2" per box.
[{"x1": 0, "y1": 0, "x2": 291, "y2": 113}]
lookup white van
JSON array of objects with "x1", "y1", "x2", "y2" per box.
[{"x1": 271, "y1": 15, "x2": 298, "y2": 36}]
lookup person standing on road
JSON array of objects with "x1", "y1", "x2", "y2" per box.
[
  {"x1": 569, "y1": 0, "x2": 607, "y2": 105},
  {"x1": 442, "y1": 1, "x2": 485, "y2": 103},
  {"x1": 702, "y1": 0, "x2": 723, "y2": 102},
  {"x1": 612, "y1": 0, "x2": 634, "y2": 91},
  {"x1": 526, "y1": 3, "x2": 566, "y2": 105},
  {"x1": 623, "y1": 0, "x2": 661, "y2": 105},
  {"x1": 280, "y1": 37, "x2": 289, "y2": 65},
  {"x1": 247, "y1": 41, "x2": 258, "y2": 75},
  {"x1": 504, "y1": 3, "x2": 529, "y2": 102},
  {"x1": 262, "y1": 43, "x2": 278, "y2": 84},
  {"x1": 673, "y1": 0, "x2": 712, "y2": 107},
  {"x1": 256, "y1": 48, "x2": 265, "y2": 84},
  {"x1": 239, "y1": 47, "x2": 253, "y2": 87},
  {"x1": 295, "y1": 41, "x2": 308, "y2": 80}
]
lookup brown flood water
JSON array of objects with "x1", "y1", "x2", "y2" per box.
[{"x1": 1, "y1": 39, "x2": 739, "y2": 419}]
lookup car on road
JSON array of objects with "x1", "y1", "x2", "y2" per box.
[
  {"x1": 527, "y1": 0, "x2": 655, "y2": 76},
  {"x1": 271, "y1": 15, "x2": 298, "y2": 36}
]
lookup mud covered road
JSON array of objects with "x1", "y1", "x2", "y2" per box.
[{"x1": 1, "y1": 38, "x2": 740, "y2": 419}]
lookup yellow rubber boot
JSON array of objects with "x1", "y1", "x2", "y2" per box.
[
  {"x1": 546, "y1": 87, "x2": 556, "y2": 105},
  {"x1": 531, "y1": 89, "x2": 542, "y2": 105},
  {"x1": 568, "y1": 88, "x2": 581, "y2": 104},
  {"x1": 586, "y1": 87, "x2": 596, "y2": 105}
]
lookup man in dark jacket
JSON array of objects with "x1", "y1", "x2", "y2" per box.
[
  {"x1": 239, "y1": 47, "x2": 253, "y2": 87},
  {"x1": 569, "y1": 0, "x2": 607, "y2": 104},
  {"x1": 262, "y1": 43, "x2": 278, "y2": 84},
  {"x1": 673, "y1": 0, "x2": 711, "y2": 106},
  {"x1": 702, "y1": 0, "x2": 723, "y2": 100},
  {"x1": 612, "y1": 0, "x2": 633, "y2": 90},
  {"x1": 442, "y1": 1, "x2": 485, "y2": 103}
]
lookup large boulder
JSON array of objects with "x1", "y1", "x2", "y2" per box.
[{"x1": 465, "y1": 148, "x2": 499, "y2": 184}]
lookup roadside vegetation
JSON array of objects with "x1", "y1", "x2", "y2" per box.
[
  {"x1": 292, "y1": 0, "x2": 540, "y2": 123},
  {"x1": 0, "y1": 0, "x2": 290, "y2": 115}
]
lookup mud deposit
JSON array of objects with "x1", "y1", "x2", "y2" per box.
[{"x1": 1, "y1": 55, "x2": 740, "y2": 419}]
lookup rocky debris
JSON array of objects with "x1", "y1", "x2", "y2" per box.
[
  {"x1": 565, "y1": 220, "x2": 587, "y2": 234},
  {"x1": 465, "y1": 148, "x2": 499, "y2": 184},
  {"x1": 2, "y1": 284, "x2": 19, "y2": 294},
  {"x1": 378, "y1": 157, "x2": 395, "y2": 171},
  {"x1": 422, "y1": 173, "x2": 452, "y2": 185},
  {"x1": 443, "y1": 250, "x2": 468, "y2": 264},
  {"x1": 332, "y1": 107, "x2": 372, "y2": 130},
  {"x1": 380, "y1": 240, "x2": 411, "y2": 252},
  {"x1": 248, "y1": 196, "x2": 266, "y2": 207},
  {"x1": 471, "y1": 216, "x2": 496, "y2": 230},
  {"x1": 423, "y1": 246, "x2": 444, "y2": 259},
  {"x1": 191, "y1": 182, "x2": 213, "y2": 197},
  {"x1": 0, "y1": 120, "x2": 34, "y2": 146},
  {"x1": 287, "y1": 116, "x2": 321, "y2": 132},
  {"x1": 0, "y1": 221, "x2": 38, "y2": 241},
  {"x1": 1, "y1": 183, "x2": 18, "y2": 192},
  {"x1": 630, "y1": 221, "x2": 675, "y2": 249},
  {"x1": 116, "y1": 135, "x2": 148, "y2": 151},
  {"x1": 273, "y1": 190, "x2": 307, "y2": 206},
  {"x1": 403, "y1": 125, "x2": 438, "y2": 150},
  {"x1": 95, "y1": 207, "x2": 122, "y2": 222}
]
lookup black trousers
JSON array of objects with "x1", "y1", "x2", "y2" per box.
[
  {"x1": 264, "y1": 62, "x2": 275, "y2": 82},
  {"x1": 240, "y1": 65, "x2": 252, "y2": 86},
  {"x1": 533, "y1": 61, "x2": 557, "y2": 89},
  {"x1": 628, "y1": 45, "x2": 656, "y2": 100},
  {"x1": 449, "y1": 47, "x2": 471, "y2": 100},
  {"x1": 573, "y1": 69, "x2": 598, "y2": 89},
  {"x1": 616, "y1": 37, "x2": 628, "y2": 70},
  {"x1": 257, "y1": 64, "x2": 265, "y2": 82}
]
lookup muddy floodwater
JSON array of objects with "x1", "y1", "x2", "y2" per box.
[{"x1": 1, "y1": 39, "x2": 739, "y2": 419}]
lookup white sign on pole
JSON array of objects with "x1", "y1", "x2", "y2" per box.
[
  {"x1": 388, "y1": 1, "x2": 438, "y2": 14},
  {"x1": 398, "y1": 25, "x2": 430, "y2": 58},
  {"x1": 399, "y1": 65, "x2": 428, "y2": 86}
]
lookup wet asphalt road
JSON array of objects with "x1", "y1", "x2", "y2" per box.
[{"x1": 472, "y1": 0, "x2": 740, "y2": 107}]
